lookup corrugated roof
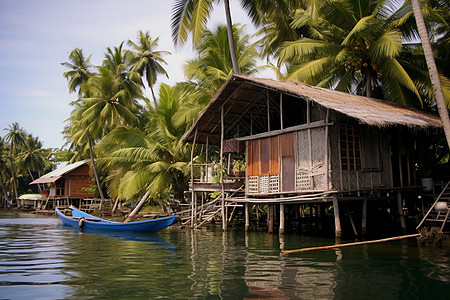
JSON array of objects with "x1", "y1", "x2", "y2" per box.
[
  {"x1": 184, "y1": 75, "x2": 442, "y2": 144},
  {"x1": 30, "y1": 160, "x2": 89, "y2": 185}
]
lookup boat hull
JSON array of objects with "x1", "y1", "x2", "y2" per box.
[{"x1": 55, "y1": 207, "x2": 176, "y2": 233}]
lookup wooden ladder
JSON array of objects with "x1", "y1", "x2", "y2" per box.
[{"x1": 416, "y1": 180, "x2": 450, "y2": 233}]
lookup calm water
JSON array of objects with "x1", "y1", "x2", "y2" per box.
[{"x1": 0, "y1": 212, "x2": 449, "y2": 299}]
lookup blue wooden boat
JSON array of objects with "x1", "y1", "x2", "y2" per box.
[{"x1": 55, "y1": 206, "x2": 176, "y2": 233}]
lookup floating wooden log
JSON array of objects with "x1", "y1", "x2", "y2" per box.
[{"x1": 282, "y1": 233, "x2": 420, "y2": 256}]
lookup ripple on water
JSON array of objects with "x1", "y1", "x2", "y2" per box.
[{"x1": 1, "y1": 213, "x2": 450, "y2": 299}]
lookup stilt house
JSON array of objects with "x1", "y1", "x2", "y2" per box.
[
  {"x1": 184, "y1": 75, "x2": 444, "y2": 236},
  {"x1": 30, "y1": 160, "x2": 92, "y2": 208}
]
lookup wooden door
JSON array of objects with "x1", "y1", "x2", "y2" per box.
[{"x1": 281, "y1": 133, "x2": 295, "y2": 192}]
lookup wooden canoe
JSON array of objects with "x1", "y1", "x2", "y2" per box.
[{"x1": 55, "y1": 206, "x2": 176, "y2": 233}]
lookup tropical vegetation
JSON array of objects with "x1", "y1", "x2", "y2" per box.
[
  {"x1": 0, "y1": 123, "x2": 55, "y2": 207},
  {"x1": 2, "y1": 0, "x2": 448, "y2": 213}
]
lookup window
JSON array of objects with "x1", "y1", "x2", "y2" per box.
[
  {"x1": 362, "y1": 129, "x2": 380, "y2": 170},
  {"x1": 340, "y1": 125, "x2": 361, "y2": 171}
]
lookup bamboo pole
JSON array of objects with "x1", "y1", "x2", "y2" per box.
[
  {"x1": 220, "y1": 105, "x2": 226, "y2": 231},
  {"x1": 190, "y1": 128, "x2": 198, "y2": 228},
  {"x1": 283, "y1": 233, "x2": 420, "y2": 255}
]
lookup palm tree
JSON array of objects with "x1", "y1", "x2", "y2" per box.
[
  {"x1": 276, "y1": 0, "x2": 444, "y2": 106},
  {"x1": 67, "y1": 66, "x2": 143, "y2": 200},
  {"x1": 16, "y1": 134, "x2": 51, "y2": 192},
  {"x1": 97, "y1": 84, "x2": 197, "y2": 216},
  {"x1": 0, "y1": 137, "x2": 11, "y2": 206},
  {"x1": 171, "y1": 0, "x2": 241, "y2": 74},
  {"x1": 61, "y1": 48, "x2": 94, "y2": 95},
  {"x1": 3, "y1": 122, "x2": 26, "y2": 204},
  {"x1": 103, "y1": 42, "x2": 134, "y2": 78},
  {"x1": 411, "y1": 0, "x2": 450, "y2": 149},
  {"x1": 184, "y1": 24, "x2": 261, "y2": 92},
  {"x1": 241, "y1": 0, "x2": 307, "y2": 57},
  {"x1": 127, "y1": 30, "x2": 171, "y2": 103}
]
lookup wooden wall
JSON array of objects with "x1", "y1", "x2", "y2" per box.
[
  {"x1": 64, "y1": 165, "x2": 92, "y2": 198},
  {"x1": 329, "y1": 123, "x2": 394, "y2": 191}
]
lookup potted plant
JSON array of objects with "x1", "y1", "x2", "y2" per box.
[{"x1": 233, "y1": 160, "x2": 246, "y2": 177}]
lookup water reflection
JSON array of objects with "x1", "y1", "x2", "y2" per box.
[{"x1": 1, "y1": 213, "x2": 449, "y2": 299}]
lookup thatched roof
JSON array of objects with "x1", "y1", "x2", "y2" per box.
[{"x1": 184, "y1": 75, "x2": 442, "y2": 144}]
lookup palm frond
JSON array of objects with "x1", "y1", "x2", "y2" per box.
[{"x1": 369, "y1": 28, "x2": 402, "y2": 61}]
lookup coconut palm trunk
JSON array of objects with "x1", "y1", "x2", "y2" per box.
[
  {"x1": 112, "y1": 197, "x2": 120, "y2": 214},
  {"x1": 88, "y1": 137, "x2": 105, "y2": 200},
  {"x1": 224, "y1": 0, "x2": 240, "y2": 74},
  {"x1": 411, "y1": 0, "x2": 450, "y2": 149},
  {"x1": 8, "y1": 157, "x2": 19, "y2": 206},
  {"x1": 125, "y1": 190, "x2": 150, "y2": 223},
  {"x1": 0, "y1": 172, "x2": 10, "y2": 207},
  {"x1": 28, "y1": 169, "x2": 42, "y2": 193}
]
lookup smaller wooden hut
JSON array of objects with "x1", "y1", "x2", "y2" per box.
[{"x1": 30, "y1": 160, "x2": 92, "y2": 208}]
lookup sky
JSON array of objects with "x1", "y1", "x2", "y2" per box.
[{"x1": 0, "y1": 0, "x2": 265, "y2": 149}]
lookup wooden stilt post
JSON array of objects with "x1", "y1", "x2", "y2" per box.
[
  {"x1": 279, "y1": 234, "x2": 285, "y2": 252},
  {"x1": 193, "y1": 192, "x2": 197, "y2": 224},
  {"x1": 245, "y1": 202, "x2": 250, "y2": 231},
  {"x1": 362, "y1": 198, "x2": 368, "y2": 237},
  {"x1": 268, "y1": 205, "x2": 274, "y2": 234},
  {"x1": 333, "y1": 195, "x2": 342, "y2": 238},
  {"x1": 346, "y1": 206, "x2": 358, "y2": 237},
  {"x1": 190, "y1": 128, "x2": 198, "y2": 228},
  {"x1": 220, "y1": 105, "x2": 226, "y2": 231},
  {"x1": 200, "y1": 192, "x2": 205, "y2": 220},
  {"x1": 397, "y1": 191, "x2": 406, "y2": 233},
  {"x1": 266, "y1": 90, "x2": 271, "y2": 131},
  {"x1": 279, "y1": 203, "x2": 285, "y2": 235}
]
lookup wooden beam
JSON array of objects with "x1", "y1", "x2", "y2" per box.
[
  {"x1": 209, "y1": 101, "x2": 236, "y2": 135},
  {"x1": 219, "y1": 86, "x2": 264, "y2": 136},
  {"x1": 235, "y1": 121, "x2": 333, "y2": 141},
  {"x1": 225, "y1": 96, "x2": 269, "y2": 137}
]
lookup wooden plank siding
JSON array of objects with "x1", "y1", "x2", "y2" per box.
[
  {"x1": 260, "y1": 138, "x2": 270, "y2": 175},
  {"x1": 62, "y1": 165, "x2": 92, "y2": 198},
  {"x1": 280, "y1": 133, "x2": 295, "y2": 192},
  {"x1": 269, "y1": 136, "x2": 279, "y2": 175},
  {"x1": 248, "y1": 137, "x2": 281, "y2": 177}
]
